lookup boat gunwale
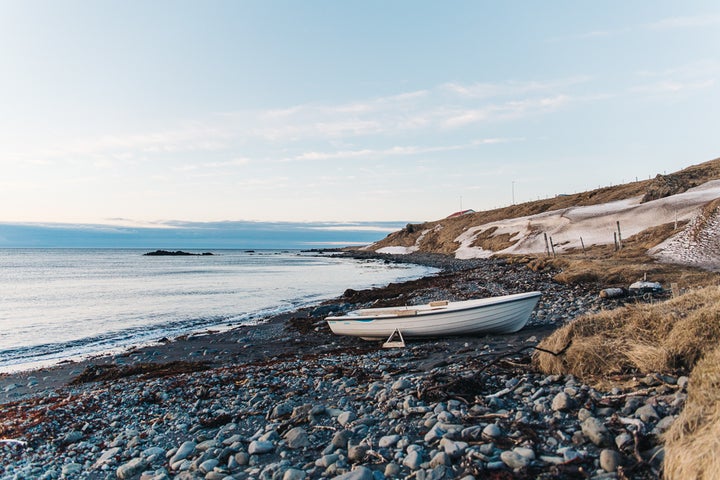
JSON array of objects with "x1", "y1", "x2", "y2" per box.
[{"x1": 326, "y1": 291, "x2": 542, "y2": 322}]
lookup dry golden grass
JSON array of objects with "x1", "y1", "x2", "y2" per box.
[
  {"x1": 532, "y1": 286, "x2": 720, "y2": 380},
  {"x1": 663, "y1": 345, "x2": 720, "y2": 480}
]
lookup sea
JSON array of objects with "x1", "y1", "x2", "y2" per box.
[{"x1": 0, "y1": 249, "x2": 437, "y2": 373}]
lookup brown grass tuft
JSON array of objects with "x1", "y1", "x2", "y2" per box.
[
  {"x1": 663, "y1": 345, "x2": 720, "y2": 480},
  {"x1": 533, "y1": 286, "x2": 720, "y2": 380}
]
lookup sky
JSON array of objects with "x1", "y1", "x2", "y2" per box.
[{"x1": 1, "y1": 1, "x2": 719, "y2": 247}]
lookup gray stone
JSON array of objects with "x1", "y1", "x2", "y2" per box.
[
  {"x1": 285, "y1": 427, "x2": 310, "y2": 449},
  {"x1": 283, "y1": 468, "x2": 307, "y2": 480},
  {"x1": 61, "y1": 463, "x2": 83, "y2": 476},
  {"x1": 169, "y1": 441, "x2": 196, "y2": 464},
  {"x1": 599, "y1": 449, "x2": 624, "y2": 472},
  {"x1": 338, "y1": 411, "x2": 357, "y2": 427},
  {"x1": 653, "y1": 415, "x2": 676, "y2": 434},
  {"x1": 196, "y1": 439, "x2": 217, "y2": 451},
  {"x1": 142, "y1": 446, "x2": 166, "y2": 459},
  {"x1": 378, "y1": 434, "x2": 401, "y2": 448},
  {"x1": 384, "y1": 463, "x2": 401, "y2": 477},
  {"x1": 316, "y1": 453, "x2": 340, "y2": 468},
  {"x1": 487, "y1": 461, "x2": 506, "y2": 470},
  {"x1": 199, "y1": 458, "x2": 219, "y2": 473},
  {"x1": 259, "y1": 429, "x2": 280, "y2": 442},
  {"x1": 615, "y1": 432, "x2": 633, "y2": 449},
  {"x1": 581, "y1": 417, "x2": 612, "y2": 447},
  {"x1": 204, "y1": 473, "x2": 227, "y2": 480},
  {"x1": 551, "y1": 392, "x2": 573, "y2": 411},
  {"x1": 391, "y1": 378, "x2": 412, "y2": 390},
  {"x1": 514, "y1": 447, "x2": 535, "y2": 460},
  {"x1": 482, "y1": 423, "x2": 502, "y2": 439},
  {"x1": 635, "y1": 404, "x2": 659, "y2": 423},
  {"x1": 331, "y1": 429, "x2": 353, "y2": 449},
  {"x1": 439, "y1": 438, "x2": 467, "y2": 458},
  {"x1": 60, "y1": 430, "x2": 83, "y2": 445},
  {"x1": 562, "y1": 448, "x2": 582, "y2": 462},
  {"x1": 429, "y1": 451, "x2": 450, "y2": 468},
  {"x1": 93, "y1": 446, "x2": 122, "y2": 468},
  {"x1": 116, "y1": 457, "x2": 148, "y2": 479},
  {"x1": 423, "y1": 423, "x2": 445, "y2": 443},
  {"x1": 234, "y1": 451, "x2": 249, "y2": 465},
  {"x1": 271, "y1": 401, "x2": 294, "y2": 419},
  {"x1": 331, "y1": 466, "x2": 374, "y2": 480},
  {"x1": 348, "y1": 444, "x2": 368, "y2": 463},
  {"x1": 501, "y1": 450, "x2": 531, "y2": 469},
  {"x1": 577, "y1": 407, "x2": 593, "y2": 422},
  {"x1": 248, "y1": 440, "x2": 274, "y2": 455},
  {"x1": 403, "y1": 450, "x2": 424, "y2": 469}
]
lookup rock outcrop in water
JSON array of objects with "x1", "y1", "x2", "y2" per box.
[{"x1": 143, "y1": 250, "x2": 214, "y2": 256}]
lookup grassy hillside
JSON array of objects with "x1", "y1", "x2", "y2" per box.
[{"x1": 370, "y1": 156, "x2": 720, "y2": 256}]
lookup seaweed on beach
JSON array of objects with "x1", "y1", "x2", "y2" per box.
[{"x1": 70, "y1": 360, "x2": 213, "y2": 384}]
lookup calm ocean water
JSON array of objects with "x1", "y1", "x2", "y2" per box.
[{"x1": 0, "y1": 249, "x2": 436, "y2": 372}]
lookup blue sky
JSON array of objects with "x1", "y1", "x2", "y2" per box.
[{"x1": 1, "y1": 1, "x2": 719, "y2": 246}]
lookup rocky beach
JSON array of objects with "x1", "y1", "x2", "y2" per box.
[{"x1": 0, "y1": 253, "x2": 679, "y2": 479}]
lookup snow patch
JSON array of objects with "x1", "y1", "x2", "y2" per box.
[
  {"x1": 453, "y1": 179, "x2": 720, "y2": 263},
  {"x1": 376, "y1": 227, "x2": 436, "y2": 255}
]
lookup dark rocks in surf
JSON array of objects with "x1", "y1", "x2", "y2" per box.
[{"x1": 143, "y1": 250, "x2": 214, "y2": 256}]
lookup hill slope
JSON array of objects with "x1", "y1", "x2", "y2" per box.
[{"x1": 366, "y1": 157, "x2": 720, "y2": 272}]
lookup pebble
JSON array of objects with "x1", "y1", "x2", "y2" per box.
[
  {"x1": 482, "y1": 423, "x2": 502, "y2": 439},
  {"x1": 501, "y1": 450, "x2": 531, "y2": 469},
  {"x1": 116, "y1": 457, "x2": 148, "y2": 479},
  {"x1": 635, "y1": 404, "x2": 660, "y2": 423},
  {"x1": 333, "y1": 466, "x2": 374, "y2": 480},
  {"x1": 170, "y1": 441, "x2": 196, "y2": 464},
  {"x1": 551, "y1": 391, "x2": 574, "y2": 411},
  {"x1": 581, "y1": 416, "x2": 612, "y2": 447},
  {"x1": 248, "y1": 440, "x2": 274, "y2": 455},
  {"x1": 284, "y1": 427, "x2": 310, "y2": 449},
  {"x1": 600, "y1": 448, "x2": 624, "y2": 472},
  {"x1": 402, "y1": 449, "x2": 424, "y2": 469}
]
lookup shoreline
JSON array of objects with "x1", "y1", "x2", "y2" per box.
[
  {"x1": 0, "y1": 253, "x2": 572, "y2": 404},
  {"x1": 0, "y1": 250, "x2": 437, "y2": 386},
  {"x1": 0, "y1": 253, "x2": 671, "y2": 479}
]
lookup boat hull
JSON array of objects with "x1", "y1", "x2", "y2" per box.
[{"x1": 326, "y1": 291, "x2": 541, "y2": 340}]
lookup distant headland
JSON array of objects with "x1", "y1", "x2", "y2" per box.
[{"x1": 143, "y1": 250, "x2": 214, "y2": 256}]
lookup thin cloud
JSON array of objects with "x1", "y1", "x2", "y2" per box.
[
  {"x1": 630, "y1": 79, "x2": 715, "y2": 95},
  {"x1": 289, "y1": 138, "x2": 522, "y2": 162},
  {"x1": 550, "y1": 12, "x2": 720, "y2": 43},
  {"x1": 547, "y1": 28, "x2": 628, "y2": 42},
  {"x1": 176, "y1": 157, "x2": 252, "y2": 172},
  {"x1": 645, "y1": 14, "x2": 720, "y2": 30},
  {"x1": 443, "y1": 77, "x2": 591, "y2": 99},
  {"x1": 443, "y1": 95, "x2": 571, "y2": 127},
  {"x1": 631, "y1": 60, "x2": 719, "y2": 96}
]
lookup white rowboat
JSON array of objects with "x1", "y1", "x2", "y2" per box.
[{"x1": 326, "y1": 291, "x2": 541, "y2": 340}]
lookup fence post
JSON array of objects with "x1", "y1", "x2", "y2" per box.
[
  {"x1": 617, "y1": 221, "x2": 623, "y2": 250},
  {"x1": 544, "y1": 233, "x2": 550, "y2": 257},
  {"x1": 549, "y1": 236, "x2": 556, "y2": 258},
  {"x1": 580, "y1": 237, "x2": 586, "y2": 256}
]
